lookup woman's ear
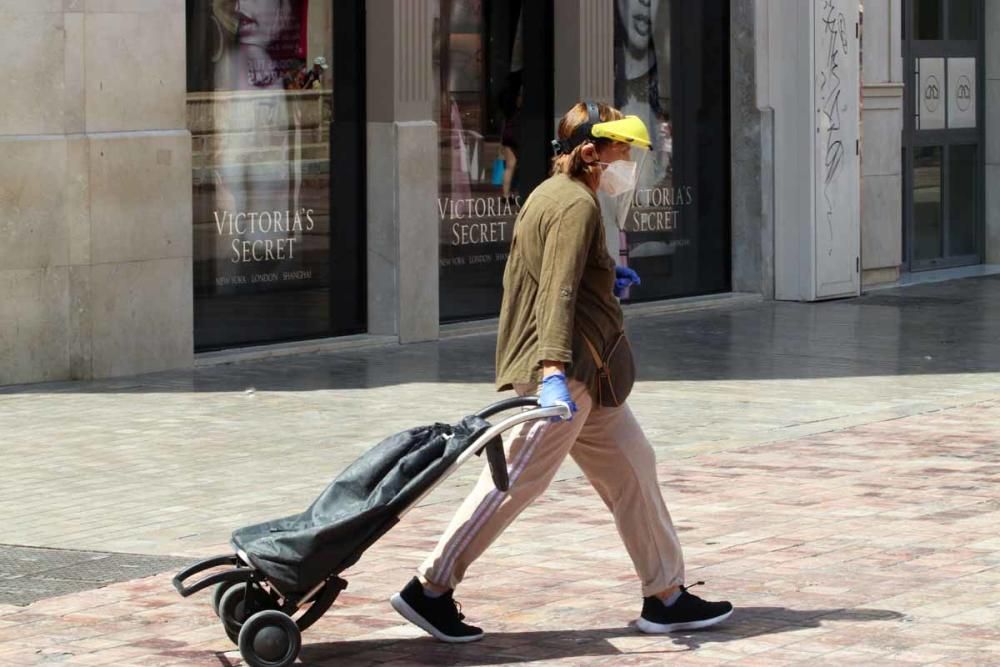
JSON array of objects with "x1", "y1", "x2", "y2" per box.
[{"x1": 579, "y1": 142, "x2": 598, "y2": 164}]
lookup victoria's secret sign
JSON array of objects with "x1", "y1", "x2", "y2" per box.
[
  {"x1": 439, "y1": 195, "x2": 522, "y2": 246},
  {"x1": 626, "y1": 185, "x2": 693, "y2": 232},
  {"x1": 213, "y1": 208, "x2": 316, "y2": 262},
  {"x1": 437, "y1": 186, "x2": 694, "y2": 246}
]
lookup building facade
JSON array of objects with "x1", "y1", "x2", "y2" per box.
[{"x1": 1, "y1": 0, "x2": 997, "y2": 385}]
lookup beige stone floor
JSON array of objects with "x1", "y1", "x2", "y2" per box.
[
  {"x1": 0, "y1": 398, "x2": 997, "y2": 665},
  {"x1": 2, "y1": 277, "x2": 999, "y2": 557}
]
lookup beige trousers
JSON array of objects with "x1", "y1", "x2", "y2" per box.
[{"x1": 418, "y1": 379, "x2": 685, "y2": 597}]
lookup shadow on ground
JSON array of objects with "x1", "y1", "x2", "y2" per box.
[{"x1": 280, "y1": 606, "x2": 906, "y2": 666}]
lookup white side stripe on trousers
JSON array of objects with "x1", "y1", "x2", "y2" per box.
[{"x1": 435, "y1": 419, "x2": 550, "y2": 585}]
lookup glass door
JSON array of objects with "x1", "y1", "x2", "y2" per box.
[{"x1": 903, "y1": 0, "x2": 984, "y2": 270}]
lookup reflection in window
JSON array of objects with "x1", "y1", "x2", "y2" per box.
[
  {"x1": 612, "y1": 0, "x2": 730, "y2": 301},
  {"x1": 613, "y1": 0, "x2": 682, "y2": 299},
  {"x1": 435, "y1": 0, "x2": 524, "y2": 322},
  {"x1": 948, "y1": 145, "x2": 977, "y2": 256},
  {"x1": 187, "y1": 0, "x2": 335, "y2": 349},
  {"x1": 913, "y1": 146, "x2": 943, "y2": 262}
]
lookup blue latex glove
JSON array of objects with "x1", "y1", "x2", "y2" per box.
[
  {"x1": 539, "y1": 373, "x2": 577, "y2": 421},
  {"x1": 614, "y1": 266, "x2": 641, "y2": 297}
]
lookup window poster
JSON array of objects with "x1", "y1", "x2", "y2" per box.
[
  {"x1": 186, "y1": 0, "x2": 336, "y2": 349},
  {"x1": 613, "y1": 0, "x2": 730, "y2": 301},
  {"x1": 435, "y1": 0, "x2": 525, "y2": 321}
]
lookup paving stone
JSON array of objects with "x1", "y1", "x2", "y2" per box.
[
  {"x1": 0, "y1": 547, "x2": 189, "y2": 607},
  {"x1": 1, "y1": 277, "x2": 999, "y2": 663}
]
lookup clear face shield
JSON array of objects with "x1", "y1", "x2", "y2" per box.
[
  {"x1": 590, "y1": 115, "x2": 653, "y2": 230},
  {"x1": 596, "y1": 144, "x2": 651, "y2": 230}
]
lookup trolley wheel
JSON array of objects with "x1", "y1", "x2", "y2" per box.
[
  {"x1": 211, "y1": 580, "x2": 236, "y2": 618},
  {"x1": 238, "y1": 610, "x2": 301, "y2": 667},
  {"x1": 218, "y1": 583, "x2": 249, "y2": 644}
]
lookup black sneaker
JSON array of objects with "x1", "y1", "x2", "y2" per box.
[
  {"x1": 636, "y1": 582, "x2": 733, "y2": 633},
  {"x1": 390, "y1": 577, "x2": 484, "y2": 643}
]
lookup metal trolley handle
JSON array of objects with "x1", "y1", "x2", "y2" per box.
[
  {"x1": 400, "y1": 397, "x2": 571, "y2": 520},
  {"x1": 467, "y1": 396, "x2": 571, "y2": 492}
]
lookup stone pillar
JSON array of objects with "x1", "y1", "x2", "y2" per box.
[
  {"x1": 554, "y1": 0, "x2": 619, "y2": 255},
  {"x1": 553, "y1": 0, "x2": 615, "y2": 112},
  {"x1": 366, "y1": 0, "x2": 438, "y2": 343},
  {"x1": 731, "y1": 0, "x2": 771, "y2": 297},
  {"x1": 0, "y1": 1, "x2": 192, "y2": 385},
  {"x1": 987, "y1": 0, "x2": 1000, "y2": 262},
  {"x1": 860, "y1": 0, "x2": 904, "y2": 286}
]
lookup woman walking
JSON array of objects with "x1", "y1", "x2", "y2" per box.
[{"x1": 391, "y1": 102, "x2": 733, "y2": 642}]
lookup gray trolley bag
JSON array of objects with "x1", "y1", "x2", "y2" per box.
[{"x1": 173, "y1": 396, "x2": 569, "y2": 667}]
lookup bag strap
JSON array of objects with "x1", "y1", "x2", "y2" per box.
[{"x1": 581, "y1": 333, "x2": 605, "y2": 371}]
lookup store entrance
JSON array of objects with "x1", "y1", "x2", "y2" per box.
[{"x1": 902, "y1": 0, "x2": 984, "y2": 271}]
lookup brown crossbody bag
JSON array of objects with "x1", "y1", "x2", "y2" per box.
[{"x1": 580, "y1": 331, "x2": 636, "y2": 407}]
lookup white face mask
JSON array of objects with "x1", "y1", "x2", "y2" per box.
[{"x1": 598, "y1": 160, "x2": 638, "y2": 196}]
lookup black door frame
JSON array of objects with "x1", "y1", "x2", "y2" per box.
[
  {"x1": 902, "y1": 0, "x2": 985, "y2": 271},
  {"x1": 329, "y1": 0, "x2": 367, "y2": 334}
]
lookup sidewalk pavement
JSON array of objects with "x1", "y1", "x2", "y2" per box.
[{"x1": 1, "y1": 275, "x2": 999, "y2": 665}]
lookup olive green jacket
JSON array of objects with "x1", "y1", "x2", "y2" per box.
[{"x1": 495, "y1": 173, "x2": 624, "y2": 394}]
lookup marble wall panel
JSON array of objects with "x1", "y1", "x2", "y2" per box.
[
  {"x1": 0, "y1": 1, "x2": 63, "y2": 11},
  {"x1": 89, "y1": 257, "x2": 192, "y2": 378},
  {"x1": 861, "y1": 173, "x2": 902, "y2": 270},
  {"x1": 85, "y1": 0, "x2": 184, "y2": 12},
  {"x1": 861, "y1": 0, "x2": 890, "y2": 83},
  {"x1": 396, "y1": 121, "x2": 438, "y2": 343},
  {"x1": 987, "y1": 79, "x2": 1000, "y2": 166},
  {"x1": 986, "y1": 164, "x2": 1000, "y2": 263},
  {"x1": 88, "y1": 131, "x2": 191, "y2": 265},
  {"x1": 987, "y1": 0, "x2": 1000, "y2": 81},
  {"x1": 366, "y1": 122, "x2": 400, "y2": 336},
  {"x1": 861, "y1": 104, "x2": 903, "y2": 177},
  {"x1": 84, "y1": 9, "x2": 185, "y2": 132},
  {"x1": 67, "y1": 264, "x2": 92, "y2": 379},
  {"x1": 0, "y1": 12, "x2": 67, "y2": 135},
  {"x1": 0, "y1": 267, "x2": 69, "y2": 385},
  {"x1": 0, "y1": 137, "x2": 69, "y2": 271}
]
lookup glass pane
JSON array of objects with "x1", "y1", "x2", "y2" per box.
[
  {"x1": 913, "y1": 146, "x2": 943, "y2": 262},
  {"x1": 948, "y1": 0, "x2": 977, "y2": 40},
  {"x1": 435, "y1": 0, "x2": 523, "y2": 321},
  {"x1": 948, "y1": 145, "x2": 977, "y2": 256},
  {"x1": 613, "y1": 0, "x2": 679, "y2": 300},
  {"x1": 187, "y1": 0, "x2": 335, "y2": 350},
  {"x1": 612, "y1": 0, "x2": 729, "y2": 300},
  {"x1": 914, "y1": 0, "x2": 942, "y2": 39}
]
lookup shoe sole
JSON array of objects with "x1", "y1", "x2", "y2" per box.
[
  {"x1": 389, "y1": 593, "x2": 484, "y2": 644},
  {"x1": 635, "y1": 608, "x2": 733, "y2": 634}
]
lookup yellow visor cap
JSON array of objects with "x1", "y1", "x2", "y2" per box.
[{"x1": 591, "y1": 115, "x2": 652, "y2": 149}]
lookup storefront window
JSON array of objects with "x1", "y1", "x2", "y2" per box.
[
  {"x1": 613, "y1": 0, "x2": 730, "y2": 301},
  {"x1": 186, "y1": 0, "x2": 335, "y2": 350},
  {"x1": 435, "y1": 0, "x2": 524, "y2": 321}
]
